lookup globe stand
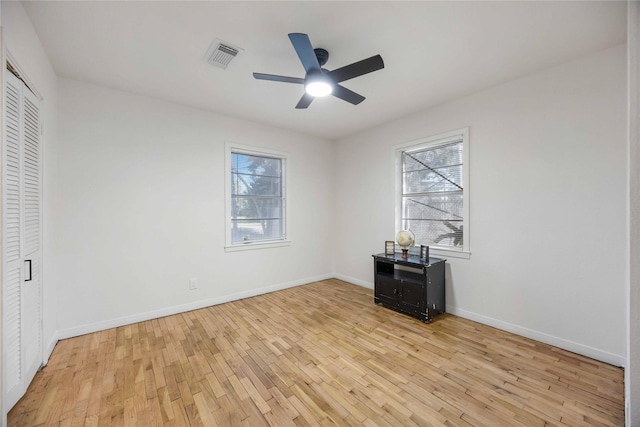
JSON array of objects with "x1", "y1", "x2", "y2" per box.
[{"x1": 396, "y1": 229, "x2": 415, "y2": 260}]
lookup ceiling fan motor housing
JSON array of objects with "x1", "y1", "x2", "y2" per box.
[{"x1": 314, "y1": 48, "x2": 329, "y2": 66}]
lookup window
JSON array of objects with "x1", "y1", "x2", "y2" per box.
[
  {"x1": 395, "y1": 128, "x2": 469, "y2": 257},
  {"x1": 225, "y1": 143, "x2": 288, "y2": 250}
]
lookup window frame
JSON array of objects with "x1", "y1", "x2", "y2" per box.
[
  {"x1": 394, "y1": 128, "x2": 470, "y2": 259},
  {"x1": 224, "y1": 142, "x2": 290, "y2": 252}
]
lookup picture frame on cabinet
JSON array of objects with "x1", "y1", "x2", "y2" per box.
[
  {"x1": 385, "y1": 241, "x2": 395, "y2": 256},
  {"x1": 420, "y1": 245, "x2": 429, "y2": 260}
]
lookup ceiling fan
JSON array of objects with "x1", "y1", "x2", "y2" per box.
[{"x1": 253, "y1": 33, "x2": 384, "y2": 109}]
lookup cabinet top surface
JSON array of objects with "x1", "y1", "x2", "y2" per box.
[{"x1": 373, "y1": 253, "x2": 445, "y2": 267}]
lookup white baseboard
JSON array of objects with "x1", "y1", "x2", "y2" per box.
[
  {"x1": 50, "y1": 274, "x2": 625, "y2": 368},
  {"x1": 44, "y1": 332, "x2": 59, "y2": 362},
  {"x1": 338, "y1": 277, "x2": 624, "y2": 367},
  {"x1": 333, "y1": 274, "x2": 373, "y2": 289},
  {"x1": 57, "y1": 273, "x2": 333, "y2": 341},
  {"x1": 447, "y1": 305, "x2": 625, "y2": 367}
]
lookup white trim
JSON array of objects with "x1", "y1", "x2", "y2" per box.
[
  {"x1": 627, "y1": 0, "x2": 640, "y2": 423},
  {"x1": 429, "y1": 248, "x2": 471, "y2": 260},
  {"x1": 225, "y1": 142, "x2": 288, "y2": 159},
  {"x1": 333, "y1": 274, "x2": 373, "y2": 289},
  {"x1": 44, "y1": 332, "x2": 59, "y2": 364},
  {"x1": 5, "y1": 50, "x2": 43, "y2": 101},
  {"x1": 1, "y1": 27, "x2": 5, "y2": 427},
  {"x1": 335, "y1": 275, "x2": 622, "y2": 366},
  {"x1": 224, "y1": 240, "x2": 291, "y2": 252},
  {"x1": 224, "y1": 142, "x2": 289, "y2": 249},
  {"x1": 393, "y1": 129, "x2": 467, "y2": 151},
  {"x1": 48, "y1": 274, "x2": 624, "y2": 373},
  {"x1": 447, "y1": 305, "x2": 625, "y2": 367},
  {"x1": 57, "y1": 273, "x2": 332, "y2": 340},
  {"x1": 394, "y1": 127, "x2": 470, "y2": 255},
  {"x1": 338, "y1": 274, "x2": 622, "y2": 366}
]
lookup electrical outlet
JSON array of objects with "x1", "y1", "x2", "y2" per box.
[{"x1": 189, "y1": 278, "x2": 198, "y2": 290}]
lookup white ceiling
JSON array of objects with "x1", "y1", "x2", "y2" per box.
[{"x1": 22, "y1": 1, "x2": 627, "y2": 140}]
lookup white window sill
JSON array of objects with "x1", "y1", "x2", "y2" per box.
[
  {"x1": 224, "y1": 240, "x2": 291, "y2": 252},
  {"x1": 429, "y1": 247, "x2": 471, "y2": 260}
]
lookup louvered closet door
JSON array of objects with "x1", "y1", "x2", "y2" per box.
[
  {"x1": 21, "y1": 77, "x2": 42, "y2": 387},
  {"x1": 3, "y1": 69, "x2": 24, "y2": 408},
  {"x1": 3, "y1": 70, "x2": 42, "y2": 410}
]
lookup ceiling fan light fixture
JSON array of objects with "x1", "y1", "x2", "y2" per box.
[
  {"x1": 305, "y1": 75, "x2": 333, "y2": 97},
  {"x1": 253, "y1": 33, "x2": 384, "y2": 108}
]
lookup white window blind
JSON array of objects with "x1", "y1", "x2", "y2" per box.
[
  {"x1": 230, "y1": 151, "x2": 286, "y2": 244},
  {"x1": 397, "y1": 129, "x2": 469, "y2": 254}
]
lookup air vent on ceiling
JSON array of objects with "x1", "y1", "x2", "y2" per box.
[{"x1": 203, "y1": 39, "x2": 243, "y2": 69}]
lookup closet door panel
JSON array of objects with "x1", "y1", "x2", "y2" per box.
[
  {"x1": 3, "y1": 71, "x2": 24, "y2": 407},
  {"x1": 21, "y1": 87, "x2": 41, "y2": 382}
]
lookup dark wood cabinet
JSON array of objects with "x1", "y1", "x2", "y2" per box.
[{"x1": 372, "y1": 253, "x2": 446, "y2": 322}]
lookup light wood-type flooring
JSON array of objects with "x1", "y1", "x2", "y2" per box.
[{"x1": 8, "y1": 279, "x2": 624, "y2": 426}]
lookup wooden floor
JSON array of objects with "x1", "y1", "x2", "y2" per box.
[{"x1": 8, "y1": 279, "x2": 624, "y2": 426}]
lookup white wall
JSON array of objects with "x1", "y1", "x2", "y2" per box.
[
  {"x1": 335, "y1": 44, "x2": 628, "y2": 365},
  {"x1": 1, "y1": 0, "x2": 59, "y2": 364},
  {"x1": 55, "y1": 78, "x2": 335, "y2": 336}
]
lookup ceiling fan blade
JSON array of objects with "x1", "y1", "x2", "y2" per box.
[
  {"x1": 253, "y1": 73, "x2": 305, "y2": 84},
  {"x1": 288, "y1": 33, "x2": 321, "y2": 73},
  {"x1": 295, "y1": 93, "x2": 314, "y2": 109},
  {"x1": 332, "y1": 84, "x2": 366, "y2": 105},
  {"x1": 328, "y1": 55, "x2": 384, "y2": 83}
]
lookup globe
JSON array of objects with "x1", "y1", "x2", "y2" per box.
[{"x1": 396, "y1": 229, "x2": 415, "y2": 249}]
